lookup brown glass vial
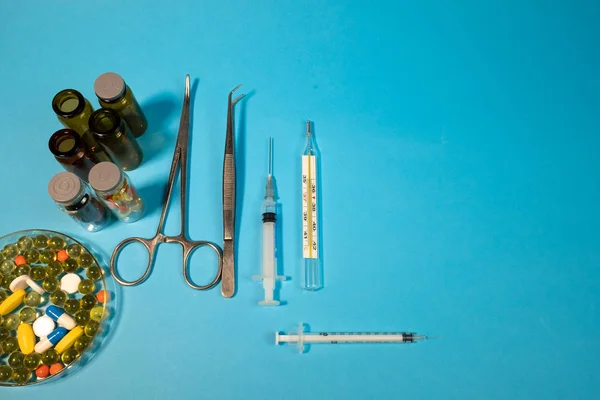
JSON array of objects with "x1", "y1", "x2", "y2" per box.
[
  {"x1": 48, "y1": 129, "x2": 99, "y2": 182},
  {"x1": 94, "y1": 73, "x2": 147, "y2": 137},
  {"x1": 52, "y1": 89, "x2": 109, "y2": 162},
  {"x1": 48, "y1": 172, "x2": 110, "y2": 232},
  {"x1": 88, "y1": 108, "x2": 143, "y2": 171}
]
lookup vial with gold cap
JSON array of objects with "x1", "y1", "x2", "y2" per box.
[{"x1": 94, "y1": 72, "x2": 147, "y2": 137}]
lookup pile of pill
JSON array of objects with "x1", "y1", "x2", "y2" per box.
[
  {"x1": 0, "y1": 233, "x2": 108, "y2": 385},
  {"x1": 102, "y1": 178, "x2": 144, "y2": 221}
]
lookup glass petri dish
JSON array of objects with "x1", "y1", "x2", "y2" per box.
[{"x1": 0, "y1": 229, "x2": 117, "y2": 386}]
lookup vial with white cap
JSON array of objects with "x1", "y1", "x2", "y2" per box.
[
  {"x1": 89, "y1": 162, "x2": 144, "y2": 223},
  {"x1": 48, "y1": 171, "x2": 110, "y2": 232},
  {"x1": 94, "y1": 72, "x2": 147, "y2": 137}
]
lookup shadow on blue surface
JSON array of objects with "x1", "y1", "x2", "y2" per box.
[
  {"x1": 137, "y1": 180, "x2": 168, "y2": 218},
  {"x1": 274, "y1": 199, "x2": 288, "y2": 305},
  {"x1": 231, "y1": 89, "x2": 254, "y2": 296},
  {"x1": 307, "y1": 121, "x2": 324, "y2": 290},
  {"x1": 137, "y1": 93, "x2": 178, "y2": 163}
]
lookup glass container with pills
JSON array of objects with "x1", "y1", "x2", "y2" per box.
[
  {"x1": 88, "y1": 162, "x2": 144, "y2": 223},
  {"x1": 0, "y1": 230, "x2": 116, "y2": 386}
]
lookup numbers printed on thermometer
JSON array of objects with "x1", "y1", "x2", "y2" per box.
[{"x1": 302, "y1": 154, "x2": 318, "y2": 259}]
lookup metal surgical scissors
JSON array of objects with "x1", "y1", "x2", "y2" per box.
[{"x1": 110, "y1": 74, "x2": 223, "y2": 290}]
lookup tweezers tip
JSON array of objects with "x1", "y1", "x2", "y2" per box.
[
  {"x1": 185, "y1": 75, "x2": 191, "y2": 95},
  {"x1": 230, "y1": 83, "x2": 243, "y2": 94}
]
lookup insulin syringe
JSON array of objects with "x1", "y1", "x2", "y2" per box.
[
  {"x1": 276, "y1": 323, "x2": 429, "y2": 353},
  {"x1": 253, "y1": 138, "x2": 286, "y2": 305},
  {"x1": 302, "y1": 121, "x2": 323, "y2": 290}
]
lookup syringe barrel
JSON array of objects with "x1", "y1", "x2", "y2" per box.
[{"x1": 262, "y1": 215, "x2": 276, "y2": 279}]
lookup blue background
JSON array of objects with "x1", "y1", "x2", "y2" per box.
[{"x1": 1, "y1": 1, "x2": 599, "y2": 398}]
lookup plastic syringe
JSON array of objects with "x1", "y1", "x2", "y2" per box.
[
  {"x1": 302, "y1": 120, "x2": 323, "y2": 290},
  {"x1": 276, "y1": 323, "x2": 429, "y2": 353},
  {"x1": 253, "y1": 138, "x2": 286, "y2": 305}
]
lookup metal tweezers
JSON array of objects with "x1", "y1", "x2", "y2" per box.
[{"x1": 221, "y1": 84, "x2": 244, "y2": 298}]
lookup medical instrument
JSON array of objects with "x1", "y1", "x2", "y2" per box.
[
  {"x1": 88, "y1": 108, "x2": 143, "y2": 171},
  {"x1": 52, "y1": 89, "x2": 109, "y2": 161},
  {"x1": 89, "y1": 162, "x2": 145, "y2": 223},
  {"x1": 276, "y1": 323, "x2": 430, "y2": 353},
  {"x1": 253, "y1": 138, "x2": 286, "y2": 305},
  {"x1": 48, "y1": 172, "x2": 110, "y2": 232},
  {"x1": 221, "y1": 84, "x2": 244, "y2": 298},
  {"x1": 94, "y1": 72, "x2": 148, "y2": 137},
  {"x1": 302, "y1": 120, "x2": 323, "y2": 290},
  {"x1": 109, "y1": 75, "x2": 223, "y2": 291}
]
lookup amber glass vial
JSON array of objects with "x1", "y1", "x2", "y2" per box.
[
  {"x1": 94, "y1": 72, "x2": 147, "y2": 137},
  {"x1": 51, "y1": 89, "x2": 109, "y2": 161},
  {"x1": 89, "y1": 108, "x2": 143, "y2": 171},
  {"x1": 48, "y1": 129, "x2": 99, "y2": 182}
]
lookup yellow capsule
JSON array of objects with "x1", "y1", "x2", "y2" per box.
[
  {"x1": 54, "y1": 326, "x2": 83, "y2": 354},
  {"x1": 17, "y1": 323, "x2": 35, "y2": 354},
  {"x1": 0, "y1": 289, "x2": 26, "y2": 316}
]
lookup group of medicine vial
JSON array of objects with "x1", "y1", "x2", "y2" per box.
[
  {"x1": 45, "y1": 73, "x2": 323, "y2": 305},
  {"x1": 47, "y1": 72, "x2": 148, "y2": 233}
]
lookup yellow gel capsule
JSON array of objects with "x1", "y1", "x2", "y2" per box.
[
  {"x1": 0, "y1": 289, "x2": 26, "y2": 316},
  {"x1": 54, "y1": 326, "x2": 83, "y2": 354},
  {"x1": 17, "y1": 323, "x2": 35, "y2": 354}
]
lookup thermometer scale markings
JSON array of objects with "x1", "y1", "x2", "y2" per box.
[{"x1": 302, "y1": 153, "x2": 318, "y2": 259}]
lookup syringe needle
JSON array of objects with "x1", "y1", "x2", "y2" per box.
[{"x1": 268, "y1": 137, "x2": 273, "y2": 177}]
